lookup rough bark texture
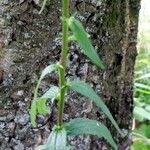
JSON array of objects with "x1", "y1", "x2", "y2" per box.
[{"x1": 0, "y1": 0, "x2": 141, "y2": 149}]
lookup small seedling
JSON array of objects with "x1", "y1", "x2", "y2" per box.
[{"x1": 30, "y1": 0, "x2": 122, "y2": 149}]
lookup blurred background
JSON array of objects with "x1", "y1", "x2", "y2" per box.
[{"x1": 132, "y1": 0, "x2": 150, "y2": 149}]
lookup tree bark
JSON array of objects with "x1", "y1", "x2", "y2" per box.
[{"x1": 0, "y1": 0, "x2": 141, "y2": 149}]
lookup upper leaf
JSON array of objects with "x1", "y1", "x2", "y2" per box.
[
  {"x1": 65, "y1": 118, "x2": 118, "y2": 150},
  {"x1": 68, "y1": 80, "x2": 122, "y2": 136},
  {"x1": 67, "y1": 16, "x2": 105, "y2": 69}
]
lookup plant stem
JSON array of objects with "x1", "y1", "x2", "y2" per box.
[{"x1": 58, "y1": 0, "x2": 69, "y2": 126}]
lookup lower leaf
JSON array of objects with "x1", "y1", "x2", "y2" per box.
[
  {"x1": 36, "y1": 144, "x2": 48, "y2": 150},
  {"x1": 65, "y1": 118, "x2": 118, "y2": 150}
]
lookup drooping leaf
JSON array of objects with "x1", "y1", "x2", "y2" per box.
[
  {"x1": 65, "y1": 118, "x2": 117, "y2": 150},
  {"x1": 68, "y1": 80, "x2": 122, "y2": 135},
  {"x1": 30, "y1": 64, "x2": 59, "y2": 127},
  {"x1": 67, "y1": 17, "x2": 105, "y2": 69},
  {"x1": 41, "y1": 86, "x2": 59, "y2": 100},
  {"x1": 134, "y1": 106, "x2": 150, "y2": 121},
  {"x1": 39, "y1": 0, "x2": 48, "y2": 14},
  {"x1": 33, "y1": 64, "x2": 58, "y2": 102},
  {"x1": 40, "y1": 64, "x2": 58, "y2": 81}
]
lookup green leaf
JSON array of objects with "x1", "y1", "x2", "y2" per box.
[
  {"x1": 135, "y1": 83, "x2": 150, "y2": 90},
  {"x1": 135, "y1": 73, "x2": 150, "y2": 81},
  {"x1": 41, "y1": 86, "x2": 59, "y2": 100},
  {"x1": 39, "y1": 0, "x2": 48, "y2": 14},
  {"x1": 34, "y1": 64, "x2": 58, "y2": 102},
  {"x1": 36, "y1": 145, "x2": 48, "y2": 150},
  {"x1": 47, "y1": 131, "x2": 57, "y2": 150},
  {"x1": 55, "y1": 129, "x2": 67, "y2": 150},
  {"x1": 30, "y1": 64, "x2": 59, "y2": 127},
  {"x1": 37, "y1": 86, "x2": 59, "y2": 115},
  {"x1": 135, "y1": 88, "x2": 150, "y2": 95},
  {"x1": 145, "y1": 105, "x2": 150, "y2": 112},
  {"x1": 67, "y1": 17, "x2": 105, "y2": 69},
  {"x1": 46, "y1": 128, "x2": 67, "y2": 150},
  {"x1": 37, "y1": 98, "x2": 49, "y2": 115},
  {"x1": 40, "y1": 64, "x2": 58, "y2": 81},
  {"x1": 68, "y1": 80, "x2": 122, "y2": 135},
  {"x1": 65, "y1": 118, "x2": 117, "y2": 150},
  {"x1": 30, "y1": 86, "x2": 59, "y2": 127},
  {"x1": 134, "y1": 124, "x2": 150, "y2": 139},
  {"x1": 131, "y1": 140, "x2": 150, "y2": 150},
  {"x1": 134, "y1": 106, "x2": 150, "y2": 121}
]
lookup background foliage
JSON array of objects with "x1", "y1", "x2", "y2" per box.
[{"x1": 132, "y1": 0, "x2": 150, "y2": 149}]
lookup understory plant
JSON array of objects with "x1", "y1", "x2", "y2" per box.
[{"x1": 30, "y1": 0, "x2": 122, "y2": 149}]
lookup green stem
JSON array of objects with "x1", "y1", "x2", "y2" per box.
[{"x1": 58, "y1": 0, "x2": 69, "y2": 126}]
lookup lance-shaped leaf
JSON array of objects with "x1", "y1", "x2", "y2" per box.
[
  {"x1": 68, "y1": 80, "x2": 122, "y2": 136},
  {"x1": 67, "y1": 17, "x2": 105, "y2": 69},
  {"x1": 65, "y1": 118, "x2": 117, "y2": 150}
]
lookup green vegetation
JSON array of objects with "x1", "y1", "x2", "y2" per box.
[
  {"x1": 30, "y1": 0, "x2": 121, "y2": 150},
  {"x1": 132, "y1": 0, "x2": 150, "y2": 149}
]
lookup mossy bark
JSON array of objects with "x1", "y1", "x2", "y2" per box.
[{"x1": 0, "y1": 0, "x2": 141, "y2": 149}]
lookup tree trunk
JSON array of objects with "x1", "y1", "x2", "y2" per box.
[{"x1": 0, "y1": 0, "x2": 141, "y2": 149}]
